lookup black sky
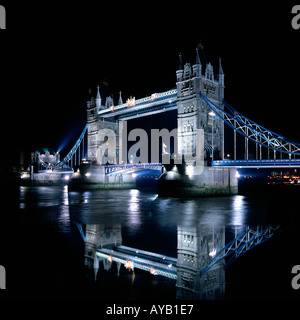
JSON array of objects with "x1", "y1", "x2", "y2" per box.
[{"x1": 1, "y1": 2, "x2": 300, "y2": 167}]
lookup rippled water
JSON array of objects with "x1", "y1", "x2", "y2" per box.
[
  {"x1": 1, "y1": 185, "x2": 299, "y2": 300},
  {"x1": 18, "y1": 186, "x2": 269, "y2": 253}
]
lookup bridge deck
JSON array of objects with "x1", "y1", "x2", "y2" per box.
[
  {"x1": 115, "y1": 245, "x2": 177, "y2": 265},
  {"x1": 98, "y1": 89, "x2": 177, "y2": 120},
  {"x1": 105, "y1": 163, "x2": 162, "y2": 175},
  {"x1": 212, "y1": 159, "x2": 300, "y2": 168},
  {"x1": 96, "y1": 247, "x2": 177, "y2": 279}
]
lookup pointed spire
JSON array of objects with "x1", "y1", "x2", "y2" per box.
[
  {"x1": 118, "y1": 91, "x2": 123, "y2": 105},
  {"x1": 178, "y1": 52, "x2": 183, "y2": 70},
  {"x1": 195, "y1": 47, "x2": 201, "y2": 65},
  {"x1": 218, "y1": 57, "x2": 224, "y2": 86},
  {"x1": 96, "y1": 85, "x2": 101, "y2": 108},
  {"x1": 96, "y1": 85, "x2": 101, "y2": 98},
  {"x1": 219, "y1": 57, "x2": 224, "y2": 75},
  {"x1": 193, "y1": 47, "x2": 202, "y2": 77}
]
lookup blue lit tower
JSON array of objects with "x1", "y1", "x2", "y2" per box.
[
  {"x1": 177, "y1": 224, "x2": 225, "y2": 299},
  {"x1": 176, "y1": 46, "x2": 225, "y2": 164},
  {"x1": 84, "y1": 224, "x2": 122, "y2": 278},
  {"x1": 86, "y1": 87, "x2": 100, "y2": 163},
  {"x1": 86, "y1": 85, "x2": 119, "y2": 164}
]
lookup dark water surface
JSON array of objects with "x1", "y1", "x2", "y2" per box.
[{"x1": 0, "y1": 184, "x2": 299, "y2": 300}]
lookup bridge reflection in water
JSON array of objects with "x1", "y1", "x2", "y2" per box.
[{"x1": 79, "y1": 222, "x2": 278, "y2": 300}]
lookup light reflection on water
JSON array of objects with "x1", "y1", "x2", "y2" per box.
[
  {"x1": 19, "y1": 185, "x2": 269, "y2": 253},
  {"x1": 18, "y1": 185, "x2": 272, "y2": 299}
]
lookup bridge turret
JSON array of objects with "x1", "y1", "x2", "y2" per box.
[
  {"x1": 118, "y1": 91, "x2": 123, "y2": 105},
  {"x1": 176, "y1": 52, "x2": 183, "y2": 82},
  {"x1": 205, "y1": 62, "x2": 214, "y2": 81},
  {"x1": 218, "y1": 57, "x2": 225, "y2": 100},
  {"x1": 192, "y1": 47, "x2": 202, "y2": 77},
  {"x1": 96, "y1": 85, "x2": 101, "y2": 108}
]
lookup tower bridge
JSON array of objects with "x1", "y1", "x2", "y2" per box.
[
  {"x1": 80, "y1": 223, "x2": 278, "y2": 299},
  {"x1": 32, "y1": 45, "x2": 300, "y2": 192}
]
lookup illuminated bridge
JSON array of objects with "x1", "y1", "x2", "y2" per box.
[
  {"x1": 78, "y1": 223, "x2": 278, "y2": 282},
  {"x1": 34, "y1": 45, "x2": 300, "y2": 193},
  {"x1": 56, "y1": 89, "x2": 300, "y2": 174}
]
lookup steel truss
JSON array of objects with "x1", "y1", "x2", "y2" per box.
[
  {"x1": 200, "y1": 225, "x2": 279, "y2": 276},
  {"x1": 200, "y1": 93, "x2": 300, "y2": 157},
  {"x1": 56, "y1": 124, "x2": 87, "y2": 168},
  {"x1": 38, "y1": 125, "x2": 87, "y2": 170}
]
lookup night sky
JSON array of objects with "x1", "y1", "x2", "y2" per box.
[{"x1": 1, "y1": 2, "x2": 299, "y2": 168}]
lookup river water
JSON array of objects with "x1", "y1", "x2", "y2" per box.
[{"x1": 0, "y1": 184, "x2": 299, "y2": 300}]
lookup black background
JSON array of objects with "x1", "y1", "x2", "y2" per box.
[
  {"x1": 0, "y1": 1, "x2": 300, "y2": 309},
  {"x1": 1, "y1": 2, "x2": 300, "y2": 168}
]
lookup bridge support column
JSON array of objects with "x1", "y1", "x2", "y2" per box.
[{"x1": 158, "y1": 165, "x2": 238, "y2": 197}]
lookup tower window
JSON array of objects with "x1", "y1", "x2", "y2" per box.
[{"x1": 183, "y1": 234, "x2": 194, "y2": 244}]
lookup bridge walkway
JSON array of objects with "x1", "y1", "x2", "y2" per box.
[{"x1": 96, "y1": 246, "x2": 177, "y2": 279}]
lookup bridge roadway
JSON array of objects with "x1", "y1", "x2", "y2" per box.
[
  {"x1": 105, "y1": 163, "x2": 162, "y2": 176},
  {"x1": 98, "y1": 89, "x2": 177, "y2": 120},
  {"x1": 104, "y1": 159, "x2": 300, "y2": 176},
  {"x1": 212, "y1": 159, "x2": 300, "y2": 168},
  {"x1": 96, "y1": 245, "x2": 177, "y2": 279}
]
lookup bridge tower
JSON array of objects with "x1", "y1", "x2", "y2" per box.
[
  {"x1": 176, "y1": 224, "x2": 225, "y2": 299},
  {"x1": 86, "y1": 87, "x2": 99, "y2": 163},
  {"x1": 176, "y1": 47, "x2": 225, "y2": 163},
  {"x1": 87, "y1": 86, "x2": 119, "y2": 164},
  {"x1": 84, "y1": 224, "x2": 122, "y2": 278}
]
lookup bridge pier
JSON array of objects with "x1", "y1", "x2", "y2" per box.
[
  {"x1": 158, "y1": 165, "x2": 238, "y2": 197},
  {"x1": 68, "y1": 164, "x2": 136, "y2": 190}
]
